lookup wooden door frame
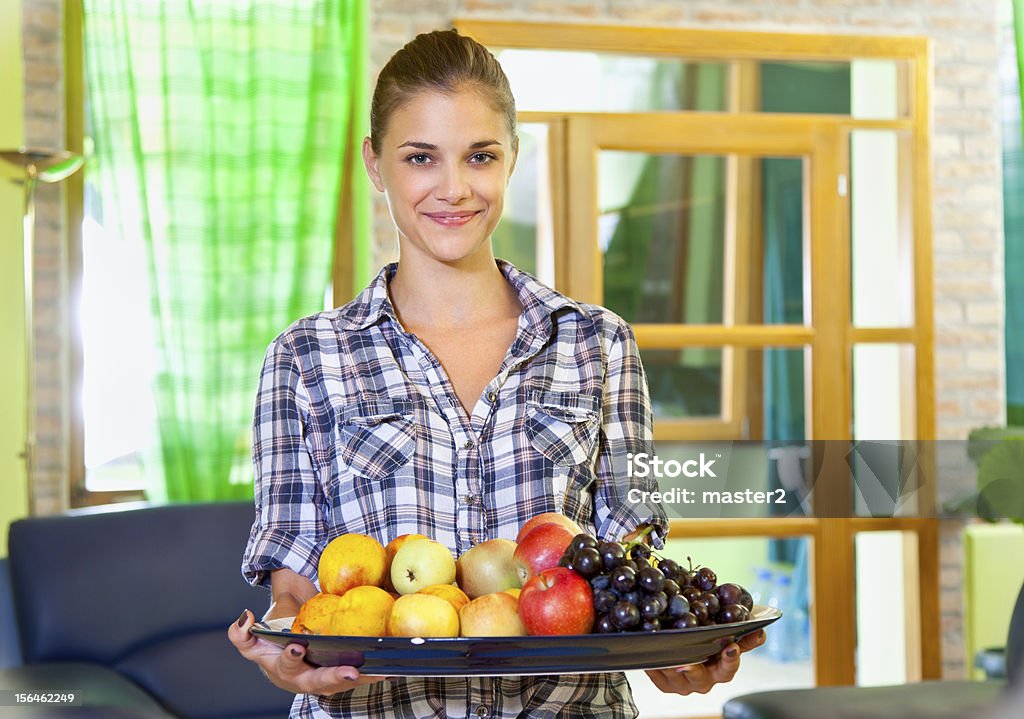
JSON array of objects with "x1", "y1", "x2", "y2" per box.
[{"x1": 456, "y1": 19, "x2": 938, "y2": 686}]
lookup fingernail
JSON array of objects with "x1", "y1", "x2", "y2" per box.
[
  {"x1": 237, "y1": 610, "x2": 248, "y2": 628},
  {"x1": 726, "y1": 647, "x2": 739, "y2": 658},
  {"x1": 290, "y1": 646, "x2": 302, "y2": 657}
]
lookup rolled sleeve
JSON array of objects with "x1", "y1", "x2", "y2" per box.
[
  {"x1": 592, "y1": 320, "x2": 669, "y2": 548},
  {"x1": 241, "y1": 337, "x2": 328, "y2": 589}
]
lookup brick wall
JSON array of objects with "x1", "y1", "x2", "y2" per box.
[
  {"x1": 22, "y1": 0, "x2": 1006, "y2": 680},
  {"x1": 21, "y1": 0, "x2": 68, "y2": 517}
]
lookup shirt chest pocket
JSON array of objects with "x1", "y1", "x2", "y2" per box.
[
  {"x1": 524, "y1": 390, "x2": 600, "y2": 467},
  {"x1": 337, "y1": 398, "x2": 416, "y2": 480}
]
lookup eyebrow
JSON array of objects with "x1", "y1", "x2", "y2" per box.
[{"x1": 396, "y1": 140, "x2": 502, "y2": 151}]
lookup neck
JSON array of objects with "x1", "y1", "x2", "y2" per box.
[{"x1": 388, "y1": 251, "x2": 520, "y2": 331}]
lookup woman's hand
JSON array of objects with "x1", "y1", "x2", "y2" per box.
[
  {"x1": 227, "y1": 609, "x2": 389, "y2": 696},
  {"x1": 645, "y1": 629, "x2": 766, "y2": 696}
]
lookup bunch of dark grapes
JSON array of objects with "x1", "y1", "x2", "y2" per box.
[{"x1": 558, "y1": 532, "x2": 755, "y2": 633}]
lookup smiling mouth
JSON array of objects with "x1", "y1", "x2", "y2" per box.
[{"x1": 424, "y1": 211, "x2": 480, "y2": 226}]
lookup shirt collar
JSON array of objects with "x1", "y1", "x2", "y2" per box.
[{"x1": 334, "y1": 259, "x2": 583, "y2": 334}]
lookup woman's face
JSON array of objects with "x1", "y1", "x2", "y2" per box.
[{"x1": 363, "y1": 86, "x2": 517, "y2": 266}]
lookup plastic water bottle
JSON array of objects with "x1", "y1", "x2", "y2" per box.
[
  {"x1": 766, "y1": 572, "x2": 794, "y2": 662},
  {"x1": 787, "y1": 571, "x2": 810, "y2": 662},
  {"x1": 751, "y1": 567, "x2": 773, "y2": 607}
]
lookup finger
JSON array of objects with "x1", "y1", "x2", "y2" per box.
[
  {"x1": 645, "y1": 669, "x2": 679, "y2": 695},
  {"x1": 708, "y1": 643, "x2": 742, "y2": 682},
  {"x1": 276, "y1": 642, "x2": 314, "y2": 681},
  {"x1": 675, "y1": 664, "x2": 714, "y2": 694},
  {"x1": 738, "y1": 629, "x2": 767, "y2": 652},
  {"x1": 227, "y1": 610, "x2": 260, "y2": 656},
  {"x1": 277, "y1": 645, "x2": 368, "y2": 696}
]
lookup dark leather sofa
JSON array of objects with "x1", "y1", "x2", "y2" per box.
[
  {"x1": 0, "y1": 502, "x2": 294, "y2": 718},
  {"x1": 723, "y1": 580, "x2": 1023, "y2": 719}
]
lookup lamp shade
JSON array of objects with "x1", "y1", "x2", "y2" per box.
[{"x1": 0, "y1": 148, "x2": 84, "y2": 183}]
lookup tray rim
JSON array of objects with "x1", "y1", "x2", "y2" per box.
[{"x1": 251, "y1": 605, "x2": 780, "y2": 645}]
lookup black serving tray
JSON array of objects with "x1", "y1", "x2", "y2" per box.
[{"x1": 251, "y1": 606, "x2": 781, "y2": 676}]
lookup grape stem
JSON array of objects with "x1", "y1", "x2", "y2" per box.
[{"x1": 623, "y1": 524, "x2": 655, "y2": 554}]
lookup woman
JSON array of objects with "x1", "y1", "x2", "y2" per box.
[{"x1": 228, "y1": 29, "x2": 764, "y2": 718}]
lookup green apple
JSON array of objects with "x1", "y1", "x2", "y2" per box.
[{"x1": 391, "y1": 538, "x2": 456, "y2": 595}]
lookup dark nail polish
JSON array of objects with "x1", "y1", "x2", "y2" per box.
[
  {"x1": 726, "y1": 647, "x2": 739, "y2": 658},
  {"x1": 290, "y1": 646, "x2": 302, "y2": 657},
  {"x1": 237, "y1": 611, "x2": 248, "y2": 628}
]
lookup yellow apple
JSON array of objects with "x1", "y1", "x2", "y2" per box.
[
  {"x1": 455, "y1": 538, "x2": 520, "y2": 598},
  {"x1": 318, "y1": 533, "x2": 387, "y2": 596},
  {"x1": 292, "y1": 586, "x2": 394, "y2": 636},
  {"x1": 419, "y1": 583, "x2": 471, "y2": 613},
  {"x1": 391, "y1": 539, "x2": 456, "y2": 595},
  {"x1": 291, "y1": 593, "x2": 345, "y2": 635},
  {"x1": 459, "y1": 592, "x2": 527, "y2": 637},
  {"x1": 387, "y1": 593, "x2": 459, "y2": 637},
  {"x1": 384, "y1": 533, "x2": 429, "y2": 591}
]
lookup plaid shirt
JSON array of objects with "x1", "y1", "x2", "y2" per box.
[{"x1": 243, "y1": 260, "x2": 667, "y2": 719}]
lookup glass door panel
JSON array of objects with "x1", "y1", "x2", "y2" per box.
[
  {"x1": 493, "y1": 122, "x2": 556, "y2": 285},
  {"x1": 854, "y1": 531, "x2": 917, "y2": 684},
  {"x1": 600, "y1": 151, "x2": 725, "y2": 324},
  {"x1": 598, "y1": 150, "x2": 808, "y2": 326},
  {"x1": 758, "y1": 59, "x2": 910, "y2": 119},
  {"x1": 497, "y1": 49, "x2": 728, "y2": 113},
  {"x1": 850, "y1": 130, "x2": 915, "y2": 328},
  {"x1": 644, "y1": 346, "x2": 809, "y2": 442},
  {"x1": 852, "y1": 343, "x2": 917, "y2": 441}
]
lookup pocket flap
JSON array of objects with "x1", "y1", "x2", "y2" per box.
[
  {"x1": 527, "y1": 390, "x2": 599, "y2": 423},
  {"x1": 341, "y1": 397, "x2": 414, "y2": 427}
]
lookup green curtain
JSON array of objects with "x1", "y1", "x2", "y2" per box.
[
  {"x1": 1008, "y1": 0, "x2": 1024, "y2": 425},
  {"x1": 83, "y1": 0, "x2": 368, "y2": 501}
]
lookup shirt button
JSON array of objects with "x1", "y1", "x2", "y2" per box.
[
  {"x1": 463, "y1": 439, "x2": 474, "y2": 450},
  {"x1": 474, "y1": 706, "x2": 489, "y2": 719},
  {"x1": 486, "y1": 391, "x2": 497, "y2": 403}
]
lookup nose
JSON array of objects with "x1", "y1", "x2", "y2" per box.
[{"x1": 436, "y1": 163, "x2": 471, "y2": 203}]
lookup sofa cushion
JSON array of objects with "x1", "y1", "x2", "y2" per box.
[{"x1": 115, "y1": 627, "x2": 295, "y2": 718}]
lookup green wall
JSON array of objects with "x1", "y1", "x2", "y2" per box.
[{"x1": 0, "y1": 0, "x2": 29, "y2": 556}]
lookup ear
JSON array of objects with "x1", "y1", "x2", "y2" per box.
[
  {"x1": 507, "y1": 133, "x2": 520, "y2": 185},
  {"x1": 362, "y1": 137, "x2": 385, "y2": 192}
]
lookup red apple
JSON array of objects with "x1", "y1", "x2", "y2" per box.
[
  {"x1": 512, "y1": 522, "x2": 576, "y2": 585},
  {"x1": 518, "y1": 567, "x2": 595, "y2": 635},
  {"x1": 515, "y1": 512, "x2": 583, "y2": 543}
]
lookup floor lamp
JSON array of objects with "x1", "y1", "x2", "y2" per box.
[{"x1": 1, "y1": 148, "x2": 84, "y2": 502}]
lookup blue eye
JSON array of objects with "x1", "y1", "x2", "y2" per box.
[
  {"x1": 470, "y1": 152, "x2": 496, "y2": 164},
  {"x1": 406, "y1": 153, "x2": 431, "y2": 165}
]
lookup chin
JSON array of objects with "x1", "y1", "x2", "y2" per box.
[{"x1": 420, "y1": 236, "x2": 495, "y2": 266}]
